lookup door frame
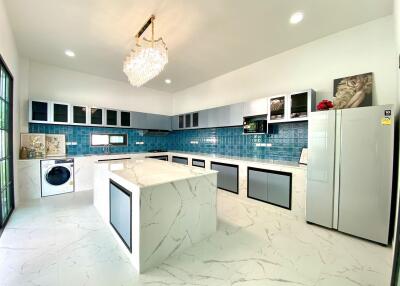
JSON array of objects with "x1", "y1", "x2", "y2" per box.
[{"x1": 0, "y1": 54, "x2": 15, "y2": 235}]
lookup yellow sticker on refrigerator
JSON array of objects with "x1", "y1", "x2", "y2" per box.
[{"x1": 381, "y1": 117, "x2": 392, "y2": 125}]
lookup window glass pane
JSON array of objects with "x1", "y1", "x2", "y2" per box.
[
  {"x1": 0, "y1": 130, "x2": 3, "y2": 158},
  {"x1": 0, "y1": 68, "x2": 4, "y2": 100},
  {"x1": 4, "y1": 131, "x2": 8, "y2": 158},
  {"x1": 0, "y1": 160, "x2": 5, "y2": 189},
  {"x1": 0, "y1": 100, "x2": 4, "y2": 129},
  {"x1": 91, "y1": 134, "x2": 109, "y2": 146},
  {"x1": 5, "y1": 75, "x2": 10, "y2": 102},
  {"x1": 109, "y1": 135, "x2": 127, "y2": 145}
]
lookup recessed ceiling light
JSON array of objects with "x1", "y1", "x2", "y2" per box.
[
  {"x1": 65, "y1": 49, "x2": 75, "y2": 58},
  {"x1": 165, "y1": 78, "x2": 172, "y2": 84},
  {"x1": 290, "y1": 12, "x2": 304, "y2": 25}
]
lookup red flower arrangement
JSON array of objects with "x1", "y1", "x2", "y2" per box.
[{"x1": 317, "y1": 99, "x2": 334, "y2": 111}]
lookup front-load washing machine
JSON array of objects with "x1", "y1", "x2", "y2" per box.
[{"x1": 41, "y1": 158, "x2": 74, "y2": 197}]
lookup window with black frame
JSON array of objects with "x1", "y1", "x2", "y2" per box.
[{"x1": 0, "y1": 56, "x2": 14, "y2": 232}]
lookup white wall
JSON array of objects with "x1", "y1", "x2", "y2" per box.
[
  {"x1": 172, "y1": 16, "x2": 397, "y2": 114},
  {"x1": 19, "y1": 60, "x2": 173, "y2": 132},
  {"x1": 0, "y1": 0, "x2": 20, "y2": 201}
]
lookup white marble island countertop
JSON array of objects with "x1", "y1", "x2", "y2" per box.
[
  {"x1": 99, "y1": 158, "x2": 217, "y2": 188},
  {"x1": 93, "y1": 158, "x2": 218, "y2": 274}
]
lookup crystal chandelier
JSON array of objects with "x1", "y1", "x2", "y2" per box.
[{"x1": 123, "y1": 15, "x2": 168, "y2": 87}]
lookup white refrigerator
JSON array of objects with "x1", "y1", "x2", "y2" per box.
[{"x1": 306, "y1": 105, "x2": 394, "y2": 244}]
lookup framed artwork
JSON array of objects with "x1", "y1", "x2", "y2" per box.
[
  {"x1": 45, "y1": 134, "x2": 66, "y2": 157},
  {"x1": 333, "y1": 72, "x2": 373, "y2": 109},
  {"x1": 20, "y1": 133, "x2": 46, "y2": 159}
]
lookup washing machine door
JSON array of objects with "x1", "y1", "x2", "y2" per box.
[{"x1": 46, "y1": 166, "x2": 71, "y2": 186}]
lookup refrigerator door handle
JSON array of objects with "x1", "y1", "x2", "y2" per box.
[{"x1": 333, "y1": 110, "x2": 341, "y2": 229}]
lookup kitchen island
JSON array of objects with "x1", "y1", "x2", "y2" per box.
[{"x1": 93, "y1": 158, "x2": 218, "y2": 273}]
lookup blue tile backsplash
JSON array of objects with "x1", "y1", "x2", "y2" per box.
[{"x1": 29, "y1": 121, "x2": 307, "y2": 162}]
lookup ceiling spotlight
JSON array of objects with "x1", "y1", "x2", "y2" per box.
[
  {"x1": 65, "y1": 49, "x2": 75, "y2": 57},
  {"x1": 290, "y1": 12, "x2": 304, "y2": 25},
  {"x1": 165, "y1": 78, "x2": 172, "y2": 84}
]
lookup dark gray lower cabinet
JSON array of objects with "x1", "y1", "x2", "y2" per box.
[
  {"x1": 211, "y1": 162, "x2": 239, "y2": 194},
  {"x1": 110, "y1": 180, "x2": 132, "y2": 252},
  {"x1": 247, "y1": 167, "x2": 292, "y2": 209},
  {"x1": 172, "y1": 156, "x2": 188, "y2": 165},
  {"x1": 192, "y1": 158, "x2": 205, "y2": 168}
]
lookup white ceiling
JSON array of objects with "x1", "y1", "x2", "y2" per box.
[{"x1": 5, "y1": 0, "x2": 393, "y2": 93}]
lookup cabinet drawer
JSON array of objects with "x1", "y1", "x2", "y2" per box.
[
  {"x1": 247, "y1": 167, "x2": 292, "y2": 209},
  {"x1": 172, "y1": 156, "x2": 188, "y2": 165},
  {"x1": 211, "y1": 162, "x2": 238, "y2": 194},
  {"x1": 192, "y1": 158, "x2": 205, "y2": 168}
]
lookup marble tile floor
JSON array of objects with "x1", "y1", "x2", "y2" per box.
[{"x1": 0, "y1": 190, "x2": 393, "y2": 286}]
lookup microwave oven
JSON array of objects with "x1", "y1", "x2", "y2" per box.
[{"x1": 243, "y1": 116, "x2": 267, "y2": 134}]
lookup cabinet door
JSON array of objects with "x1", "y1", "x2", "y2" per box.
[
  {"x1": 211, "y1": 162, "x2": 238, "y2": 194},
  {"x1": 90, "y1": 108, "x2": 103, "y2": 125},
  {"x1": 248, "y1": 168, "x2": 269, "y2": 202},
  {"x1": 192, "y1": 112, "x2": 199, "y2": 128},
  {"x1": 53, "y1": 103, "x2": 69, "y2": 123},
  {"x1": 106, "y1": 110, "x2": 118, "y2": 126},
  {"x1": 172, "y1": 115, "x2": 180, "y2": 130},
  {"x1": 73, "y1": 106, "x2": 87, "y2": 124},
  {"x1": 30, "y1": 100, "x2": 49, "y2": 122},
  {"x1": 267, "y1": 172, "x2": 291, "y2": 209},
  {"x1": 185, "y1": 114, "x2": 191, "y2": 128},
  {"x1": 227, "y1": 102, "x2": 244, "y2": 126},
  {"x1": 178, "y1": 115, "x2": 184, "y2": 129},
  {"x1": 207, "y1": 108, "x2": 219, "y2": 128},
  {"x1": 243, "y1": 98, "x2": 268, "y2": 117},
  {"x1": 120, "y1": 111, "x2": 131, "y2": 127},
  {"x1": 217, "y1": 106, "x2": 230, "y2": 127},
  {"x1": 198, "y1": 110, "x2": 208, "y2": 128},
  {"x1": 131, "y1": 112, "x2": 147, "y2": 129},
  {"x1": 110, "y1": 180, "x2": 132, "y2": 252},
  {"x1": 158, "y1": 115, "x2": 171, "y2": 130},
  {"x1": 268, "y1": 95, "x2": 287, "y2": 122}
]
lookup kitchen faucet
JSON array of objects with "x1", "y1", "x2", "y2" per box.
[{"x1": 103, "y1": 144, "x2": 111, "y2": 155}]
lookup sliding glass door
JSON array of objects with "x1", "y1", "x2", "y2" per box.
[{"x1": 0, "y1": 55, "x2": 14, "y2": 230}]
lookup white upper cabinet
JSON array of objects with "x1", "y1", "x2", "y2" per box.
[{"x1": 243, "y1": 98, "x2": 268, "y2": 117}]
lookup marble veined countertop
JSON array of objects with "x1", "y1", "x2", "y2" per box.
[{"x1": 97, "y1": 158, "x2": 217, "y2": 188}]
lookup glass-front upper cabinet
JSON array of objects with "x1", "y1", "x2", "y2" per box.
[
  {"x1": 178, "y1": 115, "x2": 184, "y2": 129},
  {"x1": 120, "y1": 111, "x2": 131, "y2": 127},
  {"x1": 29, "y1": 100, "x2": 50, "y2": 122},
  {"x1": 268, "y1": 95, "x2": 287, "y2": 122},
  {"x1": 289, "y1": 89, "x2": 316, "y2": 121},
  {"x1": 106, "y1": 109, "x2": 118, "y2": 126},
  {"x1": 72, "y1": 106, "x2": 87, "y2": 124},
  {"x1": 192, "y1": 112, "x2": 199, "y2": 128},
  {"x1": 52, "y1": 102, "x2": 70, "y2": 123},
  {"x1": 185, "y1": 114, "x2": 191, "y2": 128},
  {"x1": 90, "y1": 108, "x2": 103, "y2": 125}
]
